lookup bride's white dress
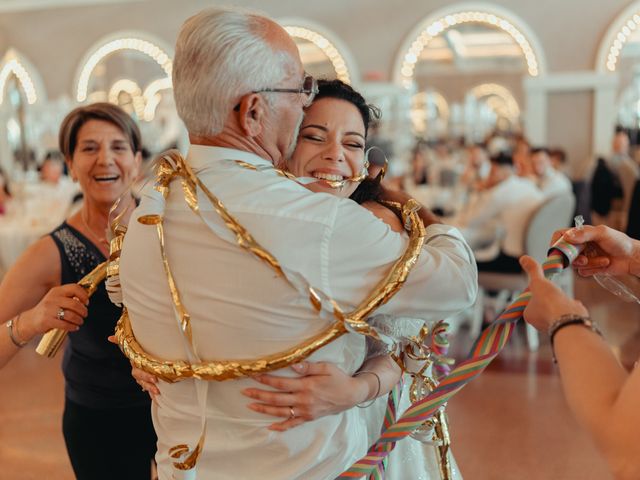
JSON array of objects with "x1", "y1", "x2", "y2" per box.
[{"x1": 362, "y1": 316, "x2": 464, "y2": 480}]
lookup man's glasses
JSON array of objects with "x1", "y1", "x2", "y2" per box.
[
  {"x1": 253, "y1": 74, "x2": 318, "y2": 107},
  {"x1": 234, "y1": 74, "x2": 319, "y2": 111}
]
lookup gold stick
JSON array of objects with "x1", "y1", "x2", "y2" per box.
[
  {"x1": 35, "y1": 261, "x2": 108, "y2": 358},
  {"x1": 434, "y1": 408, "x2": 453, "y2": 480}
]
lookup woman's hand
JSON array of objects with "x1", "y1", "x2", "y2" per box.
[
  {"x1": 378, "y1": 187, "x2": 441, "y2": 227},
  {"x1": 106, "y1": 335, "x2": 160, "y2": 400},
  {"x1": 131, "y1": 365, "x2": 160, "y2": 400},
  {"x1": 19, "y1": 284, "x2": 89, "y2": 342},
  {"x1": 552, "y1": 225, "x2": 640, "y2": 277},
  {"x1": 520, "y1": 255, "x2": 588, "y2": 331},
  {"x1": 241, "y1": 362, "x2": 371, "y2": 432},
  {"x1": 378, "y1": 186, "x2": 412, "y2": 205}
]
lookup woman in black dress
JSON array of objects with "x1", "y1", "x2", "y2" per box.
[{"x1": 0, "y1": 103, "x2": 156, "y2": 479}]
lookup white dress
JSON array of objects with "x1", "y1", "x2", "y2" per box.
[{"x1": 362, "y1": 316, "x2": 464, "y2": 480}]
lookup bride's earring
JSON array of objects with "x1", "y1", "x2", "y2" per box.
[
  {"x1": 360, "y1": 160, "x2": 370, "y2": 179},
  {"x1": 365, "y1": 146, "x2": 388, "y2": 181}
]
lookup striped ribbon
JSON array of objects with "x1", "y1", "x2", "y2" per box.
[
  {"x1": 338, "y1": 238, "x2": 581, "y2": 479},
  {"x1": 367, "y1": 378, "x2": 405, "y2": 480},
  {"x1": 431, "y1": 320, "x2": 453, "y2": 379}
]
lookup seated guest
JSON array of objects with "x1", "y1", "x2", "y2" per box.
[
  {"x1": 455, "y1": 152, "x2": 544, "y2": 272},
  {"x1": 512, "y1": 136, "x2": 534, "y2": 179},
  {"x1": 549, "y1": 147, "x2": 568, "y2": 173},
  {"x1": 39, "y1": 152, "x2": 65, "y2": 185},
  {"x1": 530, "y1": 147, "x2": 572, "y2": 197},
  {"x1": 426, "y1": 140, "x2": 459, "y2": 186},
  {"x1": 461, "y1": 143, "x2": 491, "y2": 191}
]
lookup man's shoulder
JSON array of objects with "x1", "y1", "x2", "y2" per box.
[{"x1": 187, "y1": 166, "x2": 384, "y2": 230}]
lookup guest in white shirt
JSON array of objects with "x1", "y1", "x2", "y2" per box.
[
  {"x1": 118, "y1": 7, "x2": 477, "y2": 480},
  {"x1": 530, "y1": 147, "x2": 572, "y2": 198},
  {"x1": 549, "y1": 147, "x2": 568, "y2": 173},
  {"x1": 457, "y1": 152, "x2": 544, "y2": 273}
]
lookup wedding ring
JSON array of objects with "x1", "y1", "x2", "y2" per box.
[
  {"x1": 288, "y1": 406, "x2": 295, "y2": 419},
  {"x1": 57, "y1": 308, "x2": 65, "y2": 321}
]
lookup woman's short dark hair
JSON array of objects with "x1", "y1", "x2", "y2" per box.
[
  {"x1": 58, "y1": 102, "x2": 142, "y2": 160},
  {"x1": 314, "y1": 79, "x2": 381, "y2": 136}
]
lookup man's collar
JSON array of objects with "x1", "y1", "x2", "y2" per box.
[{"x1": 187, "y1": 144, "x2": 273, "y2": 170}]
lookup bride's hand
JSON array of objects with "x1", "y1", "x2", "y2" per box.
[
  {"x1": 107, "y1": 335, "x2": 160, "y2": 400},
  {"x1": 241, "y1": 362, "x2": 372, "y2": 432},
  {"x1": 378, "y1": 187, "x2": 441, "y2": 227}
]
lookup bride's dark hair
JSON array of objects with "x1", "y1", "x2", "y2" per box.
[{"x1": 313, "y1": 79, "x2": 384, "y2": 205}]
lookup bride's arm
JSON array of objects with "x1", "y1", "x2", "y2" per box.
[
  {"x1": 128, "y1": 352, "x2": 402, "y2": 423},
  {"x1": 241, "y1": 356, "x2": 402, "y2": 432}
]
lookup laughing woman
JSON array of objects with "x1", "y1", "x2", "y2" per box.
[{"x1": 0, "y1": 103, "x2": 156, "y2": 479}]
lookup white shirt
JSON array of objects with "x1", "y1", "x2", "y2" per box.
[
  {"x1": 538, "y1": 168, "x2": 572, "y2": 198},
  {"x1": 455, "y1": 175, "x2": 544, "y2": 257},
  {"x1": 120, "y1": 145, "x2": 477, "y2": 480}
]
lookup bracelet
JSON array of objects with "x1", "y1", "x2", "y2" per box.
[
  {"x1": 6, "y1": 314, "x2": 27, "y2": 348},
  {"x1": 548, "y1": 314, "x2": 601, "y2": 364},
  {"x1": 354, "y1": 370, "x2": 381, "y2": 408}
]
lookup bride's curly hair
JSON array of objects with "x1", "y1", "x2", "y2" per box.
[{"x1": 313, "y1": 79, "x2": 384, "y2": 205}]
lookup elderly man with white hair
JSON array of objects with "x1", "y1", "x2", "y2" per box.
[{"x1": 116, "y1": 6, "x2": 477, "y2": 479}]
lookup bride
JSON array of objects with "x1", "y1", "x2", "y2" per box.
[{"x1": 134, "y1": 79, "x2": 465, "y2": 479}]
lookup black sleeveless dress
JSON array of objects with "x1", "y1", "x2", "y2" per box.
[{"x1": 50, "y1": 222, "x2": 156, "y2": 480}]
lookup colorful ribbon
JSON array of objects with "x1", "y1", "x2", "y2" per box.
[
  {"x1": 367, "y1": 377, "x2": 404, "y2": 480},
  {"x1": 430, "y1": 320, "x2": 453, "y2": 379},
  {"x1": 338, "y1": 238, "x2": 581, "y2": 479}
]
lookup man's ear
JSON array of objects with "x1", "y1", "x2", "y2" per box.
[{"x1": 238, "y1": 93, "x2": 267, "y2": 137}]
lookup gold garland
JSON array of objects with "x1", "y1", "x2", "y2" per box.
[{"x1": 114, "y1": 150, "x2": 426, "y2": 382}]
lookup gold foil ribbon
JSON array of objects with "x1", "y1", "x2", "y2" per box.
[
  {"x1": 113, "y1": 150, "x2": 427, "y2": 381},
  {"x1": 36, "y1": 261, "x2": 108, "y2": 357},
  {"x1": 402, "y1": 322, "x2": 453, "y2": 480}
]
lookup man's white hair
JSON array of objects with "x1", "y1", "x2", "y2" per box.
[{"x1": 173, "y1": 7, "x2": 296, "y2": 137}]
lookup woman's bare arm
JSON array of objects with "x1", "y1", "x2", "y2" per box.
[
  {"x1": 521, "y1": 255, "x2": 640, "y2": 479},
  {"x1": 0, "y1": 237, "x2": 88, "y2": 368}
]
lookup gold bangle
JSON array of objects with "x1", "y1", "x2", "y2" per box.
[{"x1": 6, "y1": 314, "x2": 27, "y2": 348}]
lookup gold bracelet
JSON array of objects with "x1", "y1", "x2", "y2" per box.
[{"x1": 6, "y1": 315, "x2": 27, "y2": 348}]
